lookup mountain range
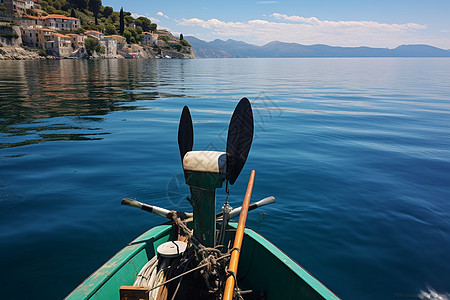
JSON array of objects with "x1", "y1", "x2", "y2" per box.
[{"x1": 185, "y1": 36, "x2": 450, "y2": 58}]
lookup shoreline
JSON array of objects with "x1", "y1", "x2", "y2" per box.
[{"x1": 0, "y1": 45, "x2": 195, "y2": 60}]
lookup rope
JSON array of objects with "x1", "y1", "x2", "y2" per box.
[
  {"x1": 147, "y1": 253, "x2": 231, "y2": 292},
  {"x1": 166, "y1": 210, "x2": 244, "y2": 298},
  {"x1": 225, "y1": 268, "x2": 244, "y2": 300},
  {"x1": 230, "y1": 247, "x2": 240, "y2": 254},
  {"x1": 169, "y1": 211, "x2": 193, "y2": 239}
]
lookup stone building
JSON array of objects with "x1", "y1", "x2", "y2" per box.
[
  {"x1": 43, "y1": 14, "x2": 80, "y2": 31},
  {"x1": 2, "y1": 0, "x2": 35, "y2": 16},
  {"x1": 66, "y1": 33, "x2": 85, "y2": 49},
  {"x1": 45, "y1": 32, "x2": 72, "y2": 57},
  {"x1": 141, "y1": 32, "x2": 157, "y2": 45},
  {"x1": 156, "y1": 40, "x2": 166, "y2": 47},
  {"x1": 85, "y1": 30, "x2": 103, "y2": 40},
  {"x1": 21, "y1": 14, "x2": 44, "y2": 27},
  {"x1": 21, "y1": 26, "x2": 53, "y2": 49},
  {"x1": 102, "y1": 36, "x2": 118, "y2": 56},
  {"x1": 110, "y1": 35, "x2": 126, "y2": 49},
  {"x1": 156, "y1": 29, "x2": 171, "y2": 38}
]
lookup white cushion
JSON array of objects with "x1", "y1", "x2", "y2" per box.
[{"x1": 183, "y1": 151, "x2": 226, "y2": 173}]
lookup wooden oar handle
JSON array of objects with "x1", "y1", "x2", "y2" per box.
[{"x1": 223, "y1": 170, "x2": 255, "y2": 300}]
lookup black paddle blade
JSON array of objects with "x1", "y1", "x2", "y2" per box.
[
  {"x1": 226, "y1": 98, "x2": 254, "y2": 185},
  {"x1": 178, "y1": 106, "x2": 193, "y2": 162}
]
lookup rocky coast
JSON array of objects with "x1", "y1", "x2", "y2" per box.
[
  {"x1": 0, "y1": 45, "x2": 44, "y2": 60},
  {"x1": 0, "y1": 44, "x2": 195, "y2": 60}
]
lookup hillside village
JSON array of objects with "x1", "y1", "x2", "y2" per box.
[{"x1": 0, "y1": 0, "x2": 194, "y2": 59}]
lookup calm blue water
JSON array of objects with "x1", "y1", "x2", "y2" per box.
[{"x1": 1, "y1": 58, "x2": 449, "y2": 299}]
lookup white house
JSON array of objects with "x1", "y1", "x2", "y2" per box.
[
  {"x1": 43, "y1": 14, "x2": 80, "y2": 31},
  {"x1": 141, "y1": 32, "x2": 157, "y2": 45},
  {"x1": 85, "y1": 30, "x2": 104, "y2": 41},
  {"x1": 45, "y1": 32, "x2": 72, "y2": 57},
  {"x1": 102, "y1": 36, "x2": 118, "y2": 56}
]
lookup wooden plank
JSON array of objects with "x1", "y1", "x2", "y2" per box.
[{"x1": 119, "y1": 286, "x2": 149, "y2": 300}]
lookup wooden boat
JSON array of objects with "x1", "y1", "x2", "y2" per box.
[{"x1": 66, "y1": 99, "x2": 340, "y2": 300}]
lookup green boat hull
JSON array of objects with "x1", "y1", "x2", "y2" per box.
[{"x1": 66, "y1": 223, "x2": 339, "y2": 300}]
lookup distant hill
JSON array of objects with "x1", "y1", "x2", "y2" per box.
[
  {"x1": 183, "y1": 37, "x2": 236, "y2": 58},
  {"x1": 185, "y1": 37, "x2": 450, "y2": 58}
]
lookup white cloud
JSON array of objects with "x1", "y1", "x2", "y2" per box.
[
  {"x1": 149, "y1": 17, "x2": 160, "y2": 23},
  {"x1": 176, "y1": 14, "x2": 441, "y2": 48},
  {"x1": 131, "y1": 12, "x2": 160, "y2": 23},
  {"x1": 271, "y1": 13, "x2": 427, "y2": 31},
  {"x1": 131, "y1": 13, "x2": 146, "y2": 19},
  {"x1": 157, "y1": 11, "x2": 169, "y2": 19},
  {"x1": 257, "y1": 1, "x2": 279, "y2": 4}
]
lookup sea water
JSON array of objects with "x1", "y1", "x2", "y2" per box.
[{"x1": 1, "y1": 58, "x2": 449, "y2": 299}]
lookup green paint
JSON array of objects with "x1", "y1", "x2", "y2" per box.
[
  {"x1": 65, "y1": 225, "x2": 174, "y2": 300},
  {"x1": 65, "y1": 223, "x2": 340, "y2": 300},
  {"x1": 229, "y1": 223, "x2": 340, "y2": 300},
  {"x1": 190, "y1": 186, "x2": 217, "y2": 247},
  {"x1": 185, "y1": 170, "x2": 225, "y2": 247},
  {"x1": 65, "y1": 222, "x2": 340, "y2": 300},
  {"x1": 185, "y1": 170, "x2": 224, "y2": 190}
]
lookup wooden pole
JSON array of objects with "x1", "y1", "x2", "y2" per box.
[{"x1": 222, "y1": 170, "x2": 255, "y2": 300}]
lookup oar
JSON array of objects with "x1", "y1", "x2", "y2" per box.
[
  {"x1": 178, "y1": 106, "x2": 194, "y2": 168},
  {"x1": 121, "y1": 198, "x2": 193, "y2": 220},
  {"x1": 226, "y1": 98, "x2": 254, "y2": 185},
  {"x1": 222, "y1": 170, "x2": 255, "y2": 300},
  {"x1": 216, "y1": 196, "x2": 275, "y2": 220},
  {"x1": 121, "y1": 198, "x2": 171, "y2": 218},
  {"x1": 228, "y1": 196, "x2": 274, "y2": 219}
]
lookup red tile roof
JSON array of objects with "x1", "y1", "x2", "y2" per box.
[
  {"x1": 24, "y1": 14, "x2": 79, "y2": 21},
  {"x1": 24, "y1": 14, "x2": 41, "y2": 20},
  {"x1": 53, "y1": 32, "x2": 71, "y2": 38},
  {"x1": 43, "y1": 14, "x2": 79, "y2": 21},
  {"x1": 85, "y1": 30, "x2": 102, "y2": 34}
]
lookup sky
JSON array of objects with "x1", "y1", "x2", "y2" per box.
[{"x1": 102, "y1": 0, "x2": 450, "y2": 49}]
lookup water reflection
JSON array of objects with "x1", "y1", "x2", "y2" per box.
[{"x1": 0, "y1": 59, "x2": 187, "y2": 149}]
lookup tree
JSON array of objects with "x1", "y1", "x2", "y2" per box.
[
  {"x1": 180, "y1": 39, "x2": 190, "y2": 47},
  {"x1": 72, "y1": 0, "x2": 87, "y2": 9},
  {"x1": 70, "y1": 8, "x2": 76, "y2": 18},
  {"x1": 134, "y1": 19, "x2": 142, "y2": 27},
  {"x1": 61, "y1": 1, "x2": 71, "y2": 11},
  {"x1": 26, "y1": 8, "x2": 38, "y2": 16},
  {"x1": 119, "y1": 7, "x2": 124, "y2": 34},
  {"x1": 53, "y1": 0, "x2": 62, "y2": 10},
  {"x1": 124, "y1": 15, "x2": 134, "y2": 25},
  {"x1": 127, "y1": 27, "x2": 137, "y2": 36},
  {"x1": 137, "y1": 16, "x2": 151, "y2": 32},
  {"x1": 123, "y1": 29, "x2": 132, "y2": 43},
  {"x1": 88, "y1": 0, "x2": 102, "y2": 25},
  {"x1": 85, "y1": 37, "x2": 103, "y2": 55},
  {"x1": 109, "y1": 12, "x2": 119, "y2": 24},
  {"x1": 102, "y1": 6, "x2": 113, "y2": 18},
  {"x1": 180, "y1": 33, "x2": 184, "y2": 40},
  {"x1": 105, "y1": 24, "x2": 116, "y2": 35},
  {"x1": 149, "y1": 23, "x2": 157, "y2": 32}
]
